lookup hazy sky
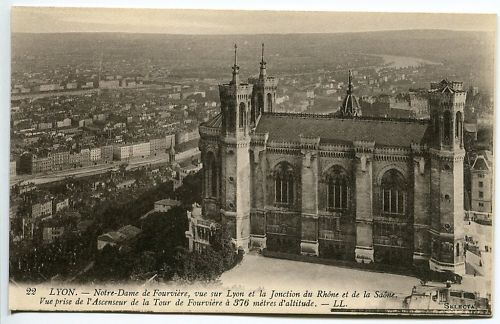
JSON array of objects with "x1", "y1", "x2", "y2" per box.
[{"x1": 11, "y1": 7, "x2": 496, "y2": 34}]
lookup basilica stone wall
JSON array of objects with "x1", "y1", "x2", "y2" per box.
[{"x1": 244, "y1": 140, "x2": 433, "y2": 266}]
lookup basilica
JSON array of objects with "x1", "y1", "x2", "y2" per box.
[{"x1": 194, "y1": 44, "x2": 466, "y2": 274}]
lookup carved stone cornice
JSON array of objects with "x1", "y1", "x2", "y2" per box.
[
  {"x1": 373, "y1": 154, "x2": 409, "y2": 162},
  {"x1": 429, "y1": 148, "x2": 465, "y2": 162},
  {"x1": 353, "y1": 140, "x2": 375, "y2": 154},
  {"x1": 250, "y1": 132, "x2": 269, "y2": 146},
  {"x1": 299, "y1": 135, "x2": 320, "y2": 150},
  {"x1": 199, "y1": 125, "x2": 221, "y2": 138},
  {"x1": 267, "y1": 147, "x2": 301, "y2": 156},
  {"x1": 319, "y1": 151, "x2": 354, "y2": 159}
]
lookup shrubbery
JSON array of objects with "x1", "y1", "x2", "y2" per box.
[
  {"x1": 174, "y1": 226, "x2": 244, "y2": 282},
  {"x1": 90, "y1": 207, "x2": 244, "y2": 283}
]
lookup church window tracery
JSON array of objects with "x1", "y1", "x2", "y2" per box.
[
  {"x1": 274, "y1": 162, "x2": 295, "y2": 206},
  {"x1": 381, "y1": 169, "x2": 406, "y2": 216}
]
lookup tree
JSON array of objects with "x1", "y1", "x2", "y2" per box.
[
  {"x1": 174, "y1": 171, "x2": 202, "y2": 206},
  {"x1": 173, "y1": 225, "x2": 244, "y2": 282}
]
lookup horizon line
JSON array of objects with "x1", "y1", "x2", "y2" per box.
[{"x1": 11, "y1": 28, "x2": 493, "y2": 35}]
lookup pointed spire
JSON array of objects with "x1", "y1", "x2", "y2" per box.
[
  {"x1": 259, "y1": 43, "x2": 267, "y2": 80},
  {"x1": 231, "y1": 44, "x2": 240, "y2": 84},
  {"x1": 337, "y1": 69, "x2": 361, "y2": 118},
  {"x1": 261, "y1": 43, "x2": 265, "y2": 64},
  {"x1": 234, "y1": 43, "x2": 238, "y2": 67},
  {"x1": 347, "y1": 69, "x2": 353, "y2": 95}
]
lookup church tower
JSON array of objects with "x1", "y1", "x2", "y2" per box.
[
  {"x1": 428, "y1": 79, "x2": 466, "y2": 275},
  {"x1": 218, "y1": 44, "x2": 253, "y2": 250},
  {"x1": 250, "y1": 44, "x2": 278, "y2": 125}
]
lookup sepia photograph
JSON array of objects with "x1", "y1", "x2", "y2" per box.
[{"x1": 4, "y1": 3, "x2": 496, "y2": 319}]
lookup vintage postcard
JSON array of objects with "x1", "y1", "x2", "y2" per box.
[{"x1": 7, "y1": 7, "x2": 495, "y2": 317}]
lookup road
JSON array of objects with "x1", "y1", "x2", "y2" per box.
[
  {"x1": 11, "y1": 153, "x2": 173, "y2": 186},
  {"x1": 11, "y1": 88, "x2": 98, "y2": 101}
]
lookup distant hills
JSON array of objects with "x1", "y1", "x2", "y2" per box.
[{"x1": 12, "y1": 29, "x2": 494, "y2": 89}]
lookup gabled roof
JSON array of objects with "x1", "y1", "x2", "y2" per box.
[
  {"x1": 98, "y1": 231, "x2": 124, "y2": 243},
  {"x1": 118, "y1": 225, "x2": 142, "y2": 238},
  {"x1": 430, "y1": 79, "x2": 464, "y2": 93},
  {"x1": 472, "y1": 154, "x2": 491, "y2": 171},
  {"x1": 255, "y1": 113, "x2": 430, "y2": 147}
]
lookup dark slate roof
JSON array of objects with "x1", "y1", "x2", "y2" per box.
[
  {"x1": 203, "y1": 113, "x2": 222, "y2": 127},
  {"x1": 255, "y1": 113, "x2": 430, "y2": 147},
  {"x1": 339, "y1": 93, "x2": 361, "y2": 117},
  {"x1": 472, "y1": 155, "x2": 491, "y2": 171}
]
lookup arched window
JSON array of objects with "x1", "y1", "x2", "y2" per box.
[
  {"x1": 433, "y1": 112, "x2": 440, "y2": 138},
  {"x1": 250, "y1": 98, "x2": 256, "y2": 124},
  {"x1": 258, "y1": 93, "x2": 264, "y2": 115},
  {"x1": 206, "y1": 152, "x2": 217, "y2": 197},
  {"x1": 381, "y1": 169, "x2": 406, "y2": 216},
  {"x1": 325, "y1": 166, "x2": 350, "y2": 210},
  {"x1": 228, "y1": 104, "x2": 236, "y2": 130},
  {"x1": 443, "y1": 110, "x2": 452, "y2": 144},
  {"x1": 455, "y1": 111, "x2": 463, "y2": 140},
  {"x1": 274, "y1": 162, "x2": 294, "y2": 205},
  {"x1": 239, "y1": 102, "x2": 246, "y2": 128},
  {"x1": 267, "y1": 93, "x2": 273, "y2": 112}
]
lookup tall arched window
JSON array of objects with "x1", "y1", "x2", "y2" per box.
[
  {"x1": 267, "y1": 93, "x2": 273, "y2": 112},
  {"x1": 325, "y1": 166, "x2": 350, "y2": 210},
  {"x1": 274, "y1": 162, "x2": 294, "y2": 205},
  {"x1": 250, "y1": 98, "x2": 256, "y2": 124},
  {"x1": 239, "y1": 102, "x2": 246, "y2": 128},
  {"x1": 228, "y1": 104, "x2": 236, "y2": 130},
  {"x1": 258, "y1": 93, "x2": 264, "y2": 115},
  {"x1": 443, "y1": 110, "x2": 452, "y2": 144},
  {"x1": 206, "y1": 152, "x2": 217, "y2": 197},
  {"x1": 433, "y1": 112, "x2": 439, "y2": 136},
  {"x1": 455, "y1": 111, "x2": 463, "y2": 141},
  {"x1": 381, "y1": 169, "x2": 406, "y2": 216}
]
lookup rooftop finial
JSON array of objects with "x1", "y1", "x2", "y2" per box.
[
  {"x1": 231, "y1": 44, "x2": 240, "y2": 84},
  {"x1": 259, "y1": 43, "x2": 267, "y2": 79},
  {"x1": 261, "y1": 43, "x2": 265, "y2": 63},
  {"x1": 234, "y1": 43, "x2": 238, "y2": 67},
  {"x1": 347, "y1": 69, "x2": 353, "y2": 95}
]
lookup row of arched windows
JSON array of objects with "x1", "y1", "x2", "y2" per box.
[
  {"x1": 226, "y1": 93, "x2": 274, "y2": 130},
  {"x1": 273, "y1": 162, "x2": 407, "y2": 216}
]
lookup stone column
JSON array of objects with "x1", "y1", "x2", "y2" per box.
[
  {"x1": 411, "y1": 144, "x2": 431, "y2": 266},
  {"x1": 354, "y1": 141, "x2": 375, "y2": 263},
  {"x1": 249, "y1": 133, "x2": 268, "y2": 250},
  {"x1": 299, "y1": 136, "x2": 320, "y2": 256}
]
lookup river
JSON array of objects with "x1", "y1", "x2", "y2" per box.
[{"x1": 368, "y1": 54, "x2": 442, "y2": 70}]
